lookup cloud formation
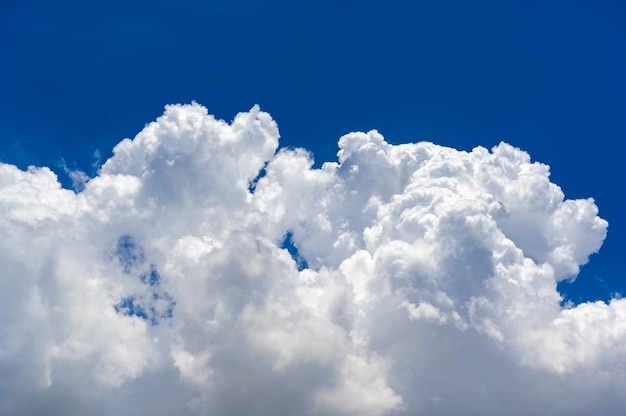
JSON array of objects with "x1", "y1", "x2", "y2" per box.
[{"x1": 0, "y1": 103, "x2": 623, "y2": 415}]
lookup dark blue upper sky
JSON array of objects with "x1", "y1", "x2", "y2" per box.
[{"x1": 1, "y1": 0, "x2": 624, "y2": 303}]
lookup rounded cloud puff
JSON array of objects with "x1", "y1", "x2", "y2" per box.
[{"x1": 0, "y1": 103, "x2": 622, "y2": 415}]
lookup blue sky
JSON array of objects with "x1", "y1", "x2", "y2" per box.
[{"x1": 1, "y1": 0, "x2": 624, "y2": 305}]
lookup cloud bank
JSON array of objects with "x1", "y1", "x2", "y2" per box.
[{"x1": 0, "y1": 103, "x2": 623, "y2": 415}]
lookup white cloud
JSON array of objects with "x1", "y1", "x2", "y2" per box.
[{"x1": 0, "y1": 103, "x2": 623, "y2": 415}]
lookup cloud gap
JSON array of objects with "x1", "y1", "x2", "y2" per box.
[{"x1": 280, "y1": 231, "x2": 309, "y2": 271}]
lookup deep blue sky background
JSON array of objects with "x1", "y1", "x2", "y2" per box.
[{"x1": 1, "y1": 0, "x2": 624, "y2": 303}]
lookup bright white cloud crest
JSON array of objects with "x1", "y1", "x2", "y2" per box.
[{"x1": 0, "y1": 103, "x2": 623, "y2": 415}]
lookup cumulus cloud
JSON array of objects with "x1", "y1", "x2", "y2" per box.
[{"x1": 0, "y1": 103, "x2": 623, "y2": 415}]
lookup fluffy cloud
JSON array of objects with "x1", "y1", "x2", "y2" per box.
[{"x1": 0, "y1": 103, "x2": 623, "y2": 415}]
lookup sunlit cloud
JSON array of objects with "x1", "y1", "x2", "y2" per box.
[{"x1": 0, "y1": 103, "x2": 622, "y2": 415}]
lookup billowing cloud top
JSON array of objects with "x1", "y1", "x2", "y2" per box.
[{"x1": 0, "y1": 103, "x2": 623, "y2": 415}]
